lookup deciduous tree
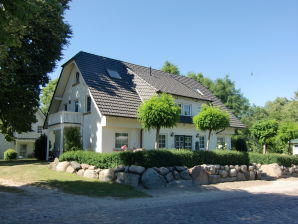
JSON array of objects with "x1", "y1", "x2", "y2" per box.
[
  {"x1": 161, "y1": 61, "x2": 180, "y2": 75},
  {"x1": 138, "y1": 93, "x2": 180, "y2": 149},
  {"x1": 193, "y1": 105, "x2": 230, "y2": 150},
  {"x1": 40, "y1": 79, "x2": 58, "y2": 114}
]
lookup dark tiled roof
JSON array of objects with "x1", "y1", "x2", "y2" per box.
[
  {"x1": 73, "y1": 52, "x2": 141, "y2": 118},
  {"x1": 70, "y1": 51, "x2": 245, "y2": 128}
]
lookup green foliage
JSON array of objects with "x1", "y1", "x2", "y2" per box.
[
  {"x1": 193, "y1": 105, "x2": 230, "y2": 150},
  {"x1": 0, "y1": 0, "x2": 71, "y2": 140},
  {"x1": 188, "y1": 74, "x2": 250, "y2": 118},
  {"x1": 193, "y1": 105, "x2": 230, "y2": 131},
  {"x1": 40, "y1": 79, "x2": 58, "y2": 114},
  {"x1": 161, "y1": 61, "x2": 180, "y2": 75},
  {"x1": 138, "y1": 93, "x2": 180, "y2": 149},
  {"x1": 250, "y1": 120, "x2": 278, "y2": 146},
  {"x1": 248, "y1": 153, "x2": 298, "y2": 167},
  {"x1": 60, "y1": 149, "x2": 298, "y2": 168},
  {"x1": 64, "y1": 128, "x2": 83, "y2": 152},
  {"x1": 275, "y1": 122, "x2": 298, "y2": 154},
  {"x1": 232, "y1": 135, "x2": 248, "y2": 152},
  {"x1": 4, "y1": 149, "x2": 17, "y2": 161},
  {"x1": 34, "y1": 134, "x2": 47, "y2": 160}
]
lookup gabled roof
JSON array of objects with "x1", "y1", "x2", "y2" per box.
[{"x1": 65, "y1": 51, "x2": 245, "y2": 128}]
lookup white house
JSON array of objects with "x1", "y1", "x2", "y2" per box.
[
  {"x1": 0, "y1": 110, "x2": 45, "y2": 159},
  {"x1": 44, "y1": 51, "x2": 245, "y2": 158}
]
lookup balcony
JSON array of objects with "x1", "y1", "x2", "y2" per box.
[{"x1": 48, "y1": 111, "x2": 82, "y2": 126}]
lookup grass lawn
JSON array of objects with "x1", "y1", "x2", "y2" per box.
[{"x1": 0, "y1": 159, "x2": 148, "y2": 198}]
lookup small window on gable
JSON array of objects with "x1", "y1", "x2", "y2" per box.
[
  {"x1": 107, "y1": 69, "x2": 121, "y2": 79},
  {"x1": 75, "y1": 72, "x2": 80, "y2": 84},
  {"x1": 64, "y1": 104, "x2": 68, "y2": 111},
  {"x1": 86, "y1": 96, "x2": 91, "y2": 113},
  {"x1": 75, "y1": 100, "x2": 79, "y2": 112},
  {"x1": 37, "y1": 126, "x2": 43, "y2": 133}
]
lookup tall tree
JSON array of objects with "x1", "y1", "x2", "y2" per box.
[
  {"x1": 0, "y1": 0, "x2": 71, "y2": 140},
  {"x1": 138, "y1": 93, "x2": 180, "y2": 149},
  {"x1": 250, "y1": 120, "x2": 278, "y2": 154},
  {"x1": 40, "y1": 79, "x2": 58, "y2": 114},
  {"x1": 161, "y1": 61, "x2": 180, "y2": 75},
  {"x1": 187, "y1": 73, "x2": 250, "y2": 119},
  {"x1": 193, "y1": 105, "x2": 230, "y2": 150}
]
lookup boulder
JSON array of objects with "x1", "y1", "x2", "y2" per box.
[
  {"x1": 53, "y1": 157, "x2": 59, "y2": 165},
  {"x1": 209, "y1": 175, "x2": 220, "y2": 184},
  {"x1": 165, "y1": 172, "x2": 174, "y2": 183},
  {"x1": 289, "y1": 167, "x2": 295, "y2": 174},
  {"x1": 66, "y1": 166, "x2": 75, "y2": 174},
  {"x1": 141, "y1": 168, "x2": 167, "y2": 189},
  {"x1": 70, "y1": 161, "x2": 81, "y2": 171},
  {"x1": 81, "y1": 164, "x2": 90, "y2": 170},
  {"x1": 83, "y1": 170, "x2": 98, "y2": 179},
  {"x1": 49, "y1": 162, "x2": 57, "y2": 170},
  {"x1": 116, "y1": 172, "x2": 140, "y2": 187},
  {"x1": 249, "y1": 166, "x2": 255, "y2": 171},
  {"x1": 260, "y1": 163, "x2": 283, "y2": 178},
  {"x1": 88, "y1": 165, "x2": 96, "y2": 170},
  {"x1": 173, "y1": 170, "x2": 180, "y2": 180},
  {"x1": 237, "y1": 172, "x2": 246, "y2": 181},
  {"x1": 249, "y1": 171, "x2": 255, "y2": 180},
  {"x1": 115, "y1": 165, "x2": 125, "y2": 172},
  {"x1": 56, "y1": 161, "x2": 70, "y2": 172},
  {"x1": 214, "y1": 164, "x2": 221, "y2": 170},
  {"x1": 240, "y1": 165, "x2": 247, "y2": 173},
  {"x1": 128, "y1": 165, "x2": 145, "y2": 174},
  {"x1": 230, "y1": 165, "x2": 235, "y2": 169},
  {"x1": 179, "y1": 170, "x2": 192, "y2": 180},
  {"x1": 208, "y1": 165, "x2": 216, "y2": 175},
  {"x1": 219, "y1": 170, "x2": 228, "y2": 178},
  {"x1": 158, "y1": 167, "x2": 170, "y2": 176},
  {"x1": 229, "y1": 168, "x2": 237, "y2": 177},
  {"x1": 224, "y1": 165, "x2": 230, "y2": 171},
  {"x1": 98, "y1": 168, "x2": 115, "y2": 182},
  {"x1": 175, "y1": 166, "x2": 187, "y2": 171},
  {"x1": 235, "y1": 165, "x2": 240, "y2": 172},
  {"x1": 77, "y1": 169, "x2": 84, "y2": 176},
  {"x1": 192, "y1": 165, "x2": 209, "y2": 185}
]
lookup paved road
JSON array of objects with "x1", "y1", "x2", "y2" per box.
[{"x1": 1, "y1": 179, "x2": 298, "y2": 224}]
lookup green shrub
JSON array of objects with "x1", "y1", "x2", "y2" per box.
[
  {"x1": 59, "y1": 149, "x2": 298, "y2": 168},
  {"x1": 4, "y1": 149, "x2": 17, "y2": 161},
  {"x1": 232, "y1": 136, "x2": 248, "y2": 152},
  {"x1": 64, "y1": 127, "x2": 82, "y2": 152},
  {"x1": 34, "y1": 134, "x2": 47, "y2": 160}
]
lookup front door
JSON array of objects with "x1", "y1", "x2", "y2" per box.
[{"x1": 175, "y1": 135, "x2": 192, "y2": 150}]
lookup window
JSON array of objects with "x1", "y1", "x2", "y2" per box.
[
  {"x1": 86, "y1": 96, "x2": 91, "y2": 112},
  {"x1": 159, "y1": 134, "x2": 167, "y2": 148},
  {"x1": 20, "y1": 144, "x2": 27, "y2": 157},
  {"x1": 175, "y1": 135, "x2": 192, "y2": 150},
  {"x1": 115, "y1": 133, "x2": 128, "y2": 148},
  {"x1": 184, "y1": 136, "x2": 192, "y2": 149},
  {"x1": 177, "y1": 103, "x2": 192, "y2": 116},
  {"x1": 199, "y1": 136, "x2": 205, "y2": 150},
  {"x1": 75, "y1": 72, "x2": 80, "y2": 84},
  {"x1": 183, "y1": 104, "x2": 192, "y2": 116},
  {"x1": 37, "y1": 126, "x2": 43, "y2": 133},
  {"x1": 64, "y1": 104, "x2": 68, "y2": 111},
  {"x1": 217, "y1": 137, "x2": 225, "y2": 149},
  {"x1": 75, "y1": 100, "x2": 79, "y2": 112},
  {"x1": 107, "y1": 69, "x2": 121, "y2": 79}
]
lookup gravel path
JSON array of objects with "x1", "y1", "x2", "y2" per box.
[{"x1": 1, "y1": 178, "x2": 298, "y2": 224}]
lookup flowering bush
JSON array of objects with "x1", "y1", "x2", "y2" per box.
[{"x1": 121, "y1": 145, "x2": 128, "y2": 151}]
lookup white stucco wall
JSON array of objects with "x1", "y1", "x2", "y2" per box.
[
  {"x1": 174, "y1": 95, "x2": 208, "y2": 117},
  {"x1": 54, "y1": 64, "x2": 104, "y2": 153},
  {"x1": 143, "y1": 124, "x2": 235, "y2": 150}
]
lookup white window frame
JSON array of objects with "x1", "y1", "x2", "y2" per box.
[
  {"x1": 217, "y1": 137, "x2": 225, "y2": 149},
  {"x1": 86, "y1": 96, "x2": 91, "y2": 113},
  {"x1": 158, "y1": 134, "x2": 167, "y2": 148},
  {"x1": 177, "y1": 103, "x2": 192, "y2": 116},
  {"x1": 199, "y1": 136, "x2": 205, "y2": 150},
  {"x1": 75, "y1": 72, "x2": 80, "y2": 84},
  {"x1": 115, "y1": 133, "x2": 128, "y2": 149},
  {"x1": 20, "y1": 144, "x2": 27, "y2": 157}
]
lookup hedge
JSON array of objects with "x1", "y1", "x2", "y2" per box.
[{"x1": 4, "y1": 149, "x2": 17, "y2": 161}]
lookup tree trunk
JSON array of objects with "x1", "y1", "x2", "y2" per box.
[
  {"x1": 206, "y1": 130, "x2": 211, "y2": 151},
  {"x1": 154, "y1": 126, "x2": 160, "y2": 150},
  {"x1": 263, "y1": 144, "x2": 267, "y2": 154}
]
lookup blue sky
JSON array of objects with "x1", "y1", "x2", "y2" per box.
[{"x1": 50, "y1": 0, "x2": 298, "y2": 106}]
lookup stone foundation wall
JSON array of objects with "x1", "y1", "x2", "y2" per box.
[{"x1": 50, "y1": 159, "x2": 298, "y2": 189}]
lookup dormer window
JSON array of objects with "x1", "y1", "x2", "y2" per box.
[
  {"x1": 107, "y1": 69, "x2": 121, "y2": 79},
  {"x1": 75, "y1": 72, "x2": 80, "y2": 84}
]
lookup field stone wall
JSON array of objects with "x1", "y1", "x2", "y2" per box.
[{"x1": 49, "y1": 158, "x2": 298, "y2": 189}]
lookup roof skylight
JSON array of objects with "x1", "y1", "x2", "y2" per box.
[
  {"x1": 107, "y1": 69, "x2": 121, "y2": 79},
  {"x1": 196, "y1": 89, "x2": 204, "y2": 95}
]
